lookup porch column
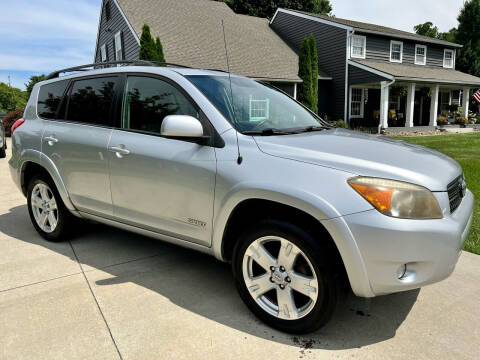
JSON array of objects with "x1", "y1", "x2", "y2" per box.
[
  {"x1": 293, "y1": 83, "x2": 298, "y2": 100},
  {"x1": 429, "y1": 84, "x2": 440, "y2": 126},
  {"x1": 380, "y1": 81, "x2": 390, "y2": 129},
  {"x1": 405, "y1": 83, "x2": 416, "y2": 127},
  {"x1": 462, "y1": 87, "x2": 470, "y2": 117}
]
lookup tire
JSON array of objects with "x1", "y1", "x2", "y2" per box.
[
  {"x1": 0, "y1": 139, "x2": 5, "y2": 158},
  {"x1": 27, "y1": 174, "x2": 74, "y2": 242},
  {"x1": 232, "y1": 219, "x2": 338, "y2": 334}
]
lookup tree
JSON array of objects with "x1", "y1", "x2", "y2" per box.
[
  {"x1": 223, "y1": 0, "x2": 332, "y2": 19},
  {"x1": 25, "y1": 75, "x2": 47, "y2": 98},
  {"x1": 298, "y1": 35, "x2": 318, "y2": 112},
  {"x1": 139, "y1": 24, "x2": 167, "y2": 64},
  {"x1": 155, "y1": 37, "x2": 166, "y2": 63},
  {"x1": 0, "y1": 83, "x2": 27, "y2": 113},
  {"x1": 309, "y1": 35, "x2": 319, "y2": 113},
  {"x1": 414, "y1": 21, "x2": 440, "y2": 38},
  {"x1": 455, "y1": 0, "x2": 480, "y2": 77}
]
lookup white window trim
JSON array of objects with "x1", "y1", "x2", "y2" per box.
[
  {"x1": 390, "y1": 40, "x2": 403, "y2": 63},
  {"x1": 351, "y1": 35, "x2": 366, "y2": 59},
  {"x1": 349, "y1": 87, "x2": 364, "y2": 118},
  {"x1": 114, "y1": 31, "x2": 122, "y2": 61},
  {"x1": 414, "y1": 44, "x2": 427, "y2": 65},
  {"x1": 443, "y1": 49, "x2": 455, "y2": 69},
  {"x1": 100, "y1": 44, "x2": 107, "y2": 62}
]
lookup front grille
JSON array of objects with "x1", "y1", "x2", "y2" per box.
[{"x1": 447, "y1": 175, "x2": 464, "y2": 213}]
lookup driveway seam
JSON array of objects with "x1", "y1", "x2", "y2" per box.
[
  {"x1": 0, "y1": 271, "x2": 83, "y2": 293},
  {"x1": 68, "y1": 241, "x2": 124, "y2": 360}
]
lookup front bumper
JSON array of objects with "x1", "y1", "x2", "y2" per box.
[{"x1": 340, "y1": 189, "x2": 474, "y2": 296}]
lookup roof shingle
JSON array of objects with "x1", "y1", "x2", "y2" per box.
[{"x1": 117, "y1": 0, "x2": 301, "y2": 81}]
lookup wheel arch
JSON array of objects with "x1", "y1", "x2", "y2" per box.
[{"x1": 21, "y1": 157, "x2": 77, "y2": 212}]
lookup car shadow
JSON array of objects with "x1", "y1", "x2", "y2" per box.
[{"x1": 0, "y1": 204, "x2": 419, "y2": 350}]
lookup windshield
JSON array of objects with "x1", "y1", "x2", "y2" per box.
[{"x1": 186, "y1": 75, "x2": 328, "y2": 133}]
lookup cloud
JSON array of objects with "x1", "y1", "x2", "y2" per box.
[
  {"x1": 0, "y1": 0, "x2": 101, "y2": 88},
  {"x1": 330, "y1": 0, "x2": 461, "y2": 33}
]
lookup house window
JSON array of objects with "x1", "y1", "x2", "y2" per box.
[
  {"x1": 443, "y1": 49, "x2": 454, "y2": 68},
  {"x1": 390, "y1": 41, "x2": 403, "y2": 63},
  {"x1": 350, "y1": 88, "x2": 364, "y2": 118},
  {"x1": 105, "y1": 1, "x2": 111, "y2": 21},
  {"x1": 351, "y1": 35, "x2": 366, "y2": 59},
  {"x1": 114, "y1": 31, "x2": 123, "y2": 60},
  {"x1": 100, "y1": 44, "x2": 107, "y2": 62},
  {"x1": 249, "y1": 96, "x2": 270, "y2": 121},
  {"x1": 440, "y1": 91, "x2": 451, "y2": 113},
  {"x1": 415, "y1": 45, "x2": 427, "y2": 65}
]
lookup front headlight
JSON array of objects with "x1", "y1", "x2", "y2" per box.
[{"x1": 348, "y1": 177, "x2": 443, "y2": 219}]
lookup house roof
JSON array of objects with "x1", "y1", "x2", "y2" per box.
[
  {"x1": 116, "y1": 0, "x2": 302, "y2": 81},
  {"x1": 350, "y1": 59, "x2": 480, "y2": 86},
  {"x1": 282, "y1": 9, "x2": 462, "y2": 48}
]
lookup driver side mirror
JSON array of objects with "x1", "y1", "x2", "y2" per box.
[{"x1": 161, "y1": 115, "x2": 209, "y2": 144}]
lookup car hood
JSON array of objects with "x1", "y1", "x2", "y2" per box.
[{"x1": 254, "y1": 128, "x2": 461, "y2": 191}]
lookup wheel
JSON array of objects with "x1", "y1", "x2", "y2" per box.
[
  {"x1": 232, "y1": 219, "x2": 338, "y2": 334},
  {"x1": 27, "y1": 175, "x2": 74, "y2": 241},
  {"x1": 0, "y1": 139, "x2": 5, "y2": 158}
]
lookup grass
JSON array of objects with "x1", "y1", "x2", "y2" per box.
[{"x1": 394, "y1": 132, "x2": 479, "y2": 255}]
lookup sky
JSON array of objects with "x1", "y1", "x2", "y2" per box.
[{"x1": 0, "y1": 0, "x2": 464, "y2": 90}]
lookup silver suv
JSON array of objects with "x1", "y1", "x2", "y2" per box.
[{"x1": 9, "y1": 63, "x2": 474, "y2": 333}]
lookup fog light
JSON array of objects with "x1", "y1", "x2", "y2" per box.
[{"x1": 397, "y1": 264, "x2": 407, "y2": 279}]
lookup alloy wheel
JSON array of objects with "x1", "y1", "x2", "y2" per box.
[
  {"x1": 242, "y1": 236, "x2": 319, "y2": 320},
  {"x1": 30, "y1": 183, "x2": 58, "y2": 233}
]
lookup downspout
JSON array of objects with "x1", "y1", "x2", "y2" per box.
[
  {"x1": 345, "y1": 30, "x2": 354, "y2": 123},
  {"x1": 378, "y1": 78, "x2": 396, "y2": 134}
]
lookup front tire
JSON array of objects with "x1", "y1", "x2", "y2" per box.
[
  {"x1": 232, "y1": 219, "x2": 338, "y2": 334},
  {"x1": 27, "y1": 175, "x2": 74, "y2": 242}
]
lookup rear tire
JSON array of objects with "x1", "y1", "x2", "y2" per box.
[
  {"x1": 27, "y1": 174, "x2": 74, "y2": 242},
  {"x1": 0, "y1": 139, "x2": 6, "y2": 158},
  {"x1": 232, "y1": 219, "x2": 338, "y2": 334}
]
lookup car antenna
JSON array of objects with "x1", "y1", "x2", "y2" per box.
[{"x1": 221, "y1": 19, "x2": 243, "y2": 165}]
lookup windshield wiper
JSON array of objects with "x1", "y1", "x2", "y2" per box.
[
  {"x1": 242, "y1": 128, "x2": 296, "y2": 136},
  {"x1": 293, "y1": 125, "x2": 330, "y2": 133}
]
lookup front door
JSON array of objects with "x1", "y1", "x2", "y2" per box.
[
  {"x1": 42, "y1": 76, "x2": 119, "y2": 216},
  {"x1": 108, "y1": 75, "x2": 216, "y2": 246}
]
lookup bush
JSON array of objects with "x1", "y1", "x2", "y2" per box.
[
  {"x1": 331, "y1": 120, "x2": 348, "y2": 128},
  {"x1": 455, "y1": 116, "x2": 468, "y2": 125},
  {"x1": 437, "y1": 116, "x2": 448, "y2": 125},
  {"x1": 3, "y1": 108, "x2": 24, "y2": 136}
]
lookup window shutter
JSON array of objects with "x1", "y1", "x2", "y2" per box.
[{"x1": 112, "y1": 38, "x2": 116, "y2": 60}]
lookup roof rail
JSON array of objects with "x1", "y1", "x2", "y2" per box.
[{"x1": 46, "y1": 60, "x2": 191, "y2": 80}]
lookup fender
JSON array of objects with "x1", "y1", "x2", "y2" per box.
[
  {"x1": 19, "y1": 151, "x2": 78, "y2": 213},
  {"x1": 211, "y1": 181, "x2": 374, "y2": 298}
]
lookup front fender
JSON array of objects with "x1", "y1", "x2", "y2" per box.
[{"x1": 211, "y1": 181, "x2": 374, "y2": 298}]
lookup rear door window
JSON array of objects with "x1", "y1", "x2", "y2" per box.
[
  {"x1": 37, "y1": 80, "x2": 69, "y2": 119},
  {"x1": 66, "y1": 77, "x2": 118, "y2": 126}
]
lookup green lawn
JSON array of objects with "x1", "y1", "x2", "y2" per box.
[{"x1": 395, "y1": 133, "x2": 480, "y2": 255}]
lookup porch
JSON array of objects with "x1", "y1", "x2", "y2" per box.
[{"x1": 347, "y1": 60, "x2": 480, "y2": 129}]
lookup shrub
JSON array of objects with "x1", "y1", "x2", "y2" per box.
[
  {"x1": 331, "y1": 120, "x2": 348, "y2": 128},
  {"x1": 455, "y1": 116, "x2": 467, "y2": 125},
  {"x1": 437, "y1": 116, "x2": 448, "y2": 125},
  {"x1": 3, "y1": 108, "x2": 24, "y2": 136}
]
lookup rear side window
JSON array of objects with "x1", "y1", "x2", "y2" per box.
[
  {"x1": 37, "y1": 81, "x2": 68, "y2": 119},
  {"x1": 66, "y1": 77, "x2": 117, "y2": 126}
]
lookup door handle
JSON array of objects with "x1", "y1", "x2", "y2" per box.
[
  {"x1": 108, "y1": 146, "x2": 130, "y2": 158},
  {"x1": 44, "y1": 136, "x2": 58, "y2": 146}
]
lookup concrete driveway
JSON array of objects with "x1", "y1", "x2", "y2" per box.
[{"x1": 0, "y1": 138, "x2": 479, "y2": 359}]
